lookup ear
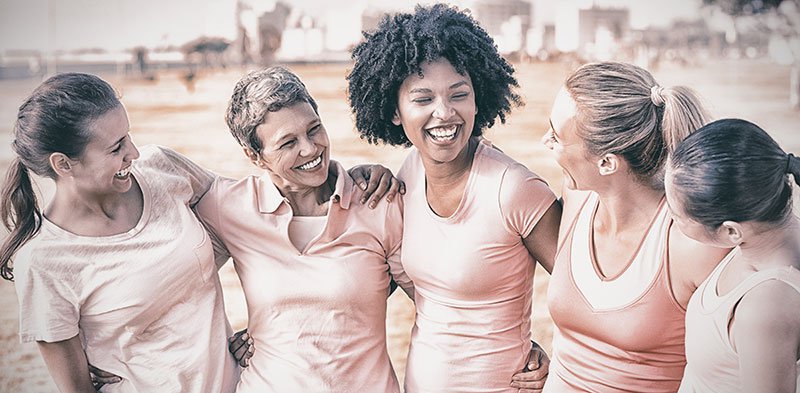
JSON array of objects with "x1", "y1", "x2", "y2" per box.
[
  {"x1": 719, "y1": 220, "x2": 744, "y2": 246},
  {"x1": 391, "y1": 109, "x2": 401, "y2": 126},
  {"x1": 242, "y1": 147, "x2": 267, "y2": 169},
  {"x1": 48, "y1": 152, "x2": 73, "y2": 177},
  {"x1": 597, "y1": 154, "x2": 619, "y2": 176}
]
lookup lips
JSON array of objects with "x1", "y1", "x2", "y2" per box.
[
  {"x1": 295, "y1": 155, "x2": 323, "y2": 171},
  {"x1": 425, "y1": 124, "x2": 460, "y2": 142},
  {"x1": 114, "y1": 166, "x2": 131, "y2": 179}
]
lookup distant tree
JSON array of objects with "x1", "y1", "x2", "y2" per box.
[{"x1": 704, "y1": 0, "x2": 800, "y2": 108}]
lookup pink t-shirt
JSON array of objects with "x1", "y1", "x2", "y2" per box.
[
  {"x1": 394, "y1": 140, "x2": 557, "y2": 393},
  {"x1": 14, "y1": 145, "x2": 239, "y2": 393},
  {"x1": 196, "y1": 161, "x2": 403, "y2": 393}
]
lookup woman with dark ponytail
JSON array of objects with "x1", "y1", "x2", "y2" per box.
[
  {"x1": 540, "y1": 62, "x2": 731, "y2": 392},
  {"x1": 665, "y1": 118, "x2": 800, "y2": 392},
  {"x1": 1, "y1": 73, "x2": 240, "y2": 392}
]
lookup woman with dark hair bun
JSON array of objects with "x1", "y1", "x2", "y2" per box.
[
  {"x1": 348, "y1": 4, "x2": 561, "y2": 392},
  {"x1": 665, "y1": 118, "x2": 800, "y2": 393}
]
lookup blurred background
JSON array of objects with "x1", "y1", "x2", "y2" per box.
[{"x1": 1, "y1": 0, "x2": 799, "y2": 391}]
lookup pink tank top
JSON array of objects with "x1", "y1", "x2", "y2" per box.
[{"x1": 544, "y1": 193, "x2": 686, "y2": 392}]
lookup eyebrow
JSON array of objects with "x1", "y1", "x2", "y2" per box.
[
  {"x1": 273, "y1": 118, "x2": 320, "y2": 144},
  {"x1": 408, "y1": 80, "x2": 471, "y2": 94}
]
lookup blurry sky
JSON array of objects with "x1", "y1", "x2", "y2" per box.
[{"x1": 0, "y1": 0, "x2": 705, "y2": 52}]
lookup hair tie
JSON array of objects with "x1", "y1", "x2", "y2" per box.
[
  {"x1": 786, "y1": 153, "x2": 795, "y2": 174},
  {"x1": 650, "y1": 85, "x2": 665, "y2": 107}
]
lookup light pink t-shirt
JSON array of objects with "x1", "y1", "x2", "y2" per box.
[
  {"x1": 196, "y1": 161, "x2": 404, "y2": 393},
  {"x1": 14, "y1": 145, "x2": 239, "y2": 393},
  {"x1": 394, "y1": 140, "x2": 557, "y2": 393}
]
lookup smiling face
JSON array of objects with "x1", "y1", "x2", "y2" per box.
[
  {"x1": 393, "y1": 58, "x2": 476, "y2": 165},
  {"x1": 68, "y1": 105, "x2": 140, "y2": 196},
  {"x1": 542, "y1": 87, "x2": 599, "y2": 191},
  {"x1": 251, "y1": 102, "x2": 330, "y2": 191}
]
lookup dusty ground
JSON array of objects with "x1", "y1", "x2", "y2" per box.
[{"x1": 0, "y1": 59, "x2": 798, "y2": 392}]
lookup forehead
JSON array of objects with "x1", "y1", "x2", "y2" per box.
[
  {"x1": 400, "y1": 59, "x2": 472, "y2": 90},
  {"x1": 256, "y1": 102, "x2": 319, "y2": 142},
  {"x1": 86, "y1": 105, "x2": 129, "y2": 145}
]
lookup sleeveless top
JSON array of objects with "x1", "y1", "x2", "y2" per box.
[
  {"x1": 545, "y1": 192, "x2": 687, "y2": 392},
  {"x1": 679, "y1": 249, "x2": 800, "y2": 393}
]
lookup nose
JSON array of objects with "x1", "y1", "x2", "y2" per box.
[
  {"x1": 298, "y1": 135, "x2": 316, "y2": 157},
  {"x1": 127, "y1": 138, "x2": 141, "y2": 161},
  {"x1": 433, "y1": 99, "x2": 455, "y2": 120},
  {"x1": 542, "y1": 129, "x2": 554, "y2": 150}
]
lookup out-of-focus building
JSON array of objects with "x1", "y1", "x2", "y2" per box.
[
  {"x1": 471, "y1": 0, "x2": 532, "y2": 56},
  {"x1": 577, "y1": 6, "x2": 629, "y2": 61}
]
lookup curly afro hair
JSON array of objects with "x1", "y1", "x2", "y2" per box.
[{"x1": 347, "y1": 3, "x2": 522, "y2": 146}]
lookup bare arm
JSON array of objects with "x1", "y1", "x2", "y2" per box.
[
  {"x1": 37, "y1": 335, "x2": 97, "y2": 393},
  {"x1": 732, "y1": 281, "x2": 800, "y2": 393},
  {"x1": 522, "y1": 200, "x2": 562, "y2": 274}
]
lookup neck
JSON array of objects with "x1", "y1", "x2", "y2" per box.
[
  {"x1": 737, "y1": 215, "x2": 800, "y2": 270},
  {"x1": 421, "y1": 137, "x2": 478, "y2": 189},
  {"x1": 49, "y1": 182, "x2": 132, "y2": 222},
  {"x1": 594, "y1": 178, "x2": 665, "y2": 235},
  {"x1": 274, "y1": 172, "x2": 336, "y2": 217}
]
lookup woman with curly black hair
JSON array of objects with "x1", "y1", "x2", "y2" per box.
[{"x1": 347, "y1": 4, "x2": 562, "y2": 392}]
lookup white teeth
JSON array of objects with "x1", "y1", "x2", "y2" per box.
[
  {"x1": 114, "y1": 166, "x2": 131, "y2": 178},
  {"x1": 427, "y1": 125, "x2": 459, "y2": 141},
  {"x1": 297, "y1": 156, "x2": 322, "y2": 171}
]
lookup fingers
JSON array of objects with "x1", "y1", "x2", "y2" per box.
[
  {"x1": 510, "y1": 373, "x2": 547, "y2": 392},
  {"x1": 364, "y1": 172, "x2": 391, "y2": 209},
  {"x1": 351, "y1": 167, "x2": 369, "y2": 192},
  {"x1": 228, "y1": 331, "x2": 253, "y2": 367},
  {"x1": 88, "y1": 364, "x2": 122, "y2": 385}
]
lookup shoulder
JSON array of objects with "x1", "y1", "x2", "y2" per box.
[
  {"x1": 734, "y1": 276, "x2": 800, "y2": 336},
  {"x1": 669, "y1": 225, "x2": 730, "y2": 286},
  {"x1": 398, "y1": 148, "x2": 421, "y2": 182}
]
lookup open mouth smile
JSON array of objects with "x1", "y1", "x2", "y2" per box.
[
  {"x1": 114, "y1": 166, "x2": 132, "y2": 179},
  {"x1": 295, "y1": 155, "x2": 323, "y2": 171},
  {"x1": 425, "y1": 124, "x2": 461, "y2": 142}
]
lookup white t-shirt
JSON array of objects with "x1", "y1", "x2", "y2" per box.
[{"x1": 14, "y1": 145, "x2": 239, "y2": 393}]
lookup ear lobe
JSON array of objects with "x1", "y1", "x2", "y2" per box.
[
  {"x1": 391, "y1": 109, "x2": 401, "y2": 126},
  {"x1": 598, "y1": 154, "x2": 618, "y2": 176}
]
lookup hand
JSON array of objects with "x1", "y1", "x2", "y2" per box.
[
  {"x1": 347, "y1": 164, "x2": 405, "y2": 209},
  {"x1": 510, "y1": 341, "x2": 550, "y2": 392},
  {"x1": 228, "y1": 329, "x2": 254, "y2": 367},
  {"x1": 88, "y1": 363, "x2": 121, "y2": 391}
]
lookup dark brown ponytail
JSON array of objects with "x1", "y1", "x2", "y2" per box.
[{"x1": 0, "y1": 159, "x2": 42, "y2": 280}]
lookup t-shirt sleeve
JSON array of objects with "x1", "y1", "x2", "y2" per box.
[
  {"x1": 383, "y1": 197, "x2": 414, "y2": 300},
  {"x1": 194, "y1": 178, "x2": 230, "y2": 270},
  {"x1": 156, "y1": 146, "x2": 218, "y2": 206},
  {"x1": 499, "y1": 163, "x2": 558, "y2": 238},
  {"x1": 14, "y1": 258, "x2": 80, "y2": 343}
]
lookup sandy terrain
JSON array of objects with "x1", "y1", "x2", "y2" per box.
[{"x1": 0, "y1": 59, "x2": 798, "y2": 392}]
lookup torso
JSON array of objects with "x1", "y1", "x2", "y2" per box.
[
  {"x1": 196, "y1": 161, "x2": 403, "y2": 393},
  {"x1": 545, "y1": 191, "x2": 687, "y2": 392},
  {"x1": 398, "y1": 141, "x2": 556, "y2": 393},
  {"x1": 14, "y1": 146, "x2": 238, "y2": 393}
]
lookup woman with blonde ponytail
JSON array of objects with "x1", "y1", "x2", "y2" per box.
[
  {"x1": 540, "y1": 62, "x2": 730, "y2": 392},
  {"x1": 665, "y1": 119, "x2": 800, "y2": 393}
]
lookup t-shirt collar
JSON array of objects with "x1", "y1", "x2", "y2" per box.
[{"x1": 255, "y1": 159, "x2": 353, "y2": 214}]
